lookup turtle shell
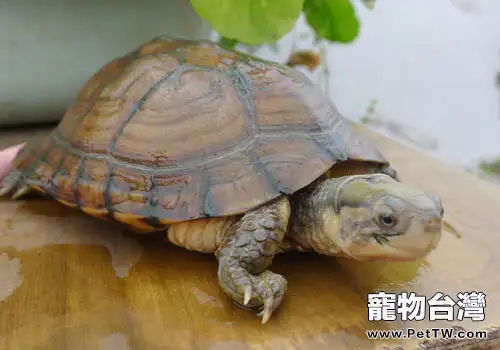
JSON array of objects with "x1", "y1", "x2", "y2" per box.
[{"x1": 9, "y1": 37, "x2": 389, "y2": 226}]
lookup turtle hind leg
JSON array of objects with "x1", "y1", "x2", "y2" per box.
[
  {"x1": 11, "y1": 184, "x2": 32, "y2": 199},
  {"x1": 0, "y1": 170, "x2": 32, "y2": 199},
  {"x1": 215, "y1": 196, "x2": 291, "y2": 324}
]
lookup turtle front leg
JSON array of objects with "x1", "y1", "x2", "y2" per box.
[{"x1": 215, "y1": 196, "x2": 290, "y2": 324}]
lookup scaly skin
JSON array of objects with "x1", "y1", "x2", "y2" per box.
[{"x1": 215, "y1": 196, "x2": 290, "y2": 324}]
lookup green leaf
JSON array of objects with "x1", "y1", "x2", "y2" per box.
[
  {"x1": 303, "y1": 0, "x2": 360, "y2": 43},
  {"x1": 190, "y1": 0, "x2": 304, "y2": 45}
]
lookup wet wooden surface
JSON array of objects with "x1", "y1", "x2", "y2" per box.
[{"x1": 0, "y1": 125, "x2": 499, "y2": 350}]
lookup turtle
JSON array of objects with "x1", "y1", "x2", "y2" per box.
[{"x1": 0, "y1": 37, "x2": 444, "y2": 324}]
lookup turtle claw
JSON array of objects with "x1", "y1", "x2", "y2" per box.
[
  {"x1": 0, "y1": 168, "x2": 25, "y2": 198},
  {"x1": 0, "y1": 170, "x2": 30, "y2": 200},
  {"x1": 12, "y1": 185, "x2": 30, "y2": 200},
  {"x1": 244, "y1": 285, "x2": 252, "y2": 305},
  {"x1": 219, "y1": 266, "x2": 287, "y2": 324},
  {"x1": 0, "y1": 184, "x2": 14, "y2": 197},
  {"x1": 257, "y1": 296, "x2": 274, "y2": 324}
]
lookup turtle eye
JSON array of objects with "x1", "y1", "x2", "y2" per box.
[{"x1": 378, "y1": 213, "x2": 397, "y2": 228}]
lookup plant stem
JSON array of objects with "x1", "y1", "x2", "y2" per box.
[{"x1": 219, "y1": 36, "x2": 239, "y2": 49}]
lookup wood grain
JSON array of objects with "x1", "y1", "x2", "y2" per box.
[{"x1": 0, "y1": 125, "x2": 499, "y2": 350}]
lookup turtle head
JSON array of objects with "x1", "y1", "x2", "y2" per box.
[{"x1": 328, "y1": 174, "x2": 443, "y2": 261}]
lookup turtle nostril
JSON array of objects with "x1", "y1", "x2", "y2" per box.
[{"x1": 425, "y1": 218, "x2": 443, "y2": 233}]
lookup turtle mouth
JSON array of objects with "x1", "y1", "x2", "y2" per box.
[
  {"x1": 372, "y1": 231, "x2": 402, "y2": 245},
  {"x1": 341, "y1": 229, "x2": 441, "y2": 262}
]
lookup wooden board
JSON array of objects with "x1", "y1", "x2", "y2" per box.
[{"x1": 0, "y1": 125, "x2": 499, "y2": 350}]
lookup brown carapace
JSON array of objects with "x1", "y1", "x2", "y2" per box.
[{"x1": 4, "y1": 37, "x2": 389, "y2": 230}]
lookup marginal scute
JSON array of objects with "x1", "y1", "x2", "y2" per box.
[
  {"x1": 77, "y1": 158, "x2": 109, "y2": 209},
  {"x1": 112, "y1": 212, "x2": 158, "y2": 232},
  {"x1": 81, "y1": 206, "x2": 108, "y2": 217},
  {"x1": 7, "y1": 37, "x2": 390, "y2": 227},
  {"x1": 153, "y1": 170, "x2": 203, "y2": 220},
  {"x1": 109, "y1": 166, "x2": 152, "y2": 214},
  {"x1": 52, "y1": 152, "x2": 82, "y2": 203},
  {"x1": 55, "y1": 198, "x2": 78, "y2": 209}
]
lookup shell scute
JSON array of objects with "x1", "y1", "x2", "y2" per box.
[
  {"x1": 101, "y1": 54, "x2": 179, "y2": 102},
  {"x1": 204, "y1": 152, "x2": 275, "y2": 216},
  {"x1": 71, "y1": 99, "x2": 136, "y2": 155},
  {"x1": 111, "y1": 69, "x2": 250, "y2": 168}
]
